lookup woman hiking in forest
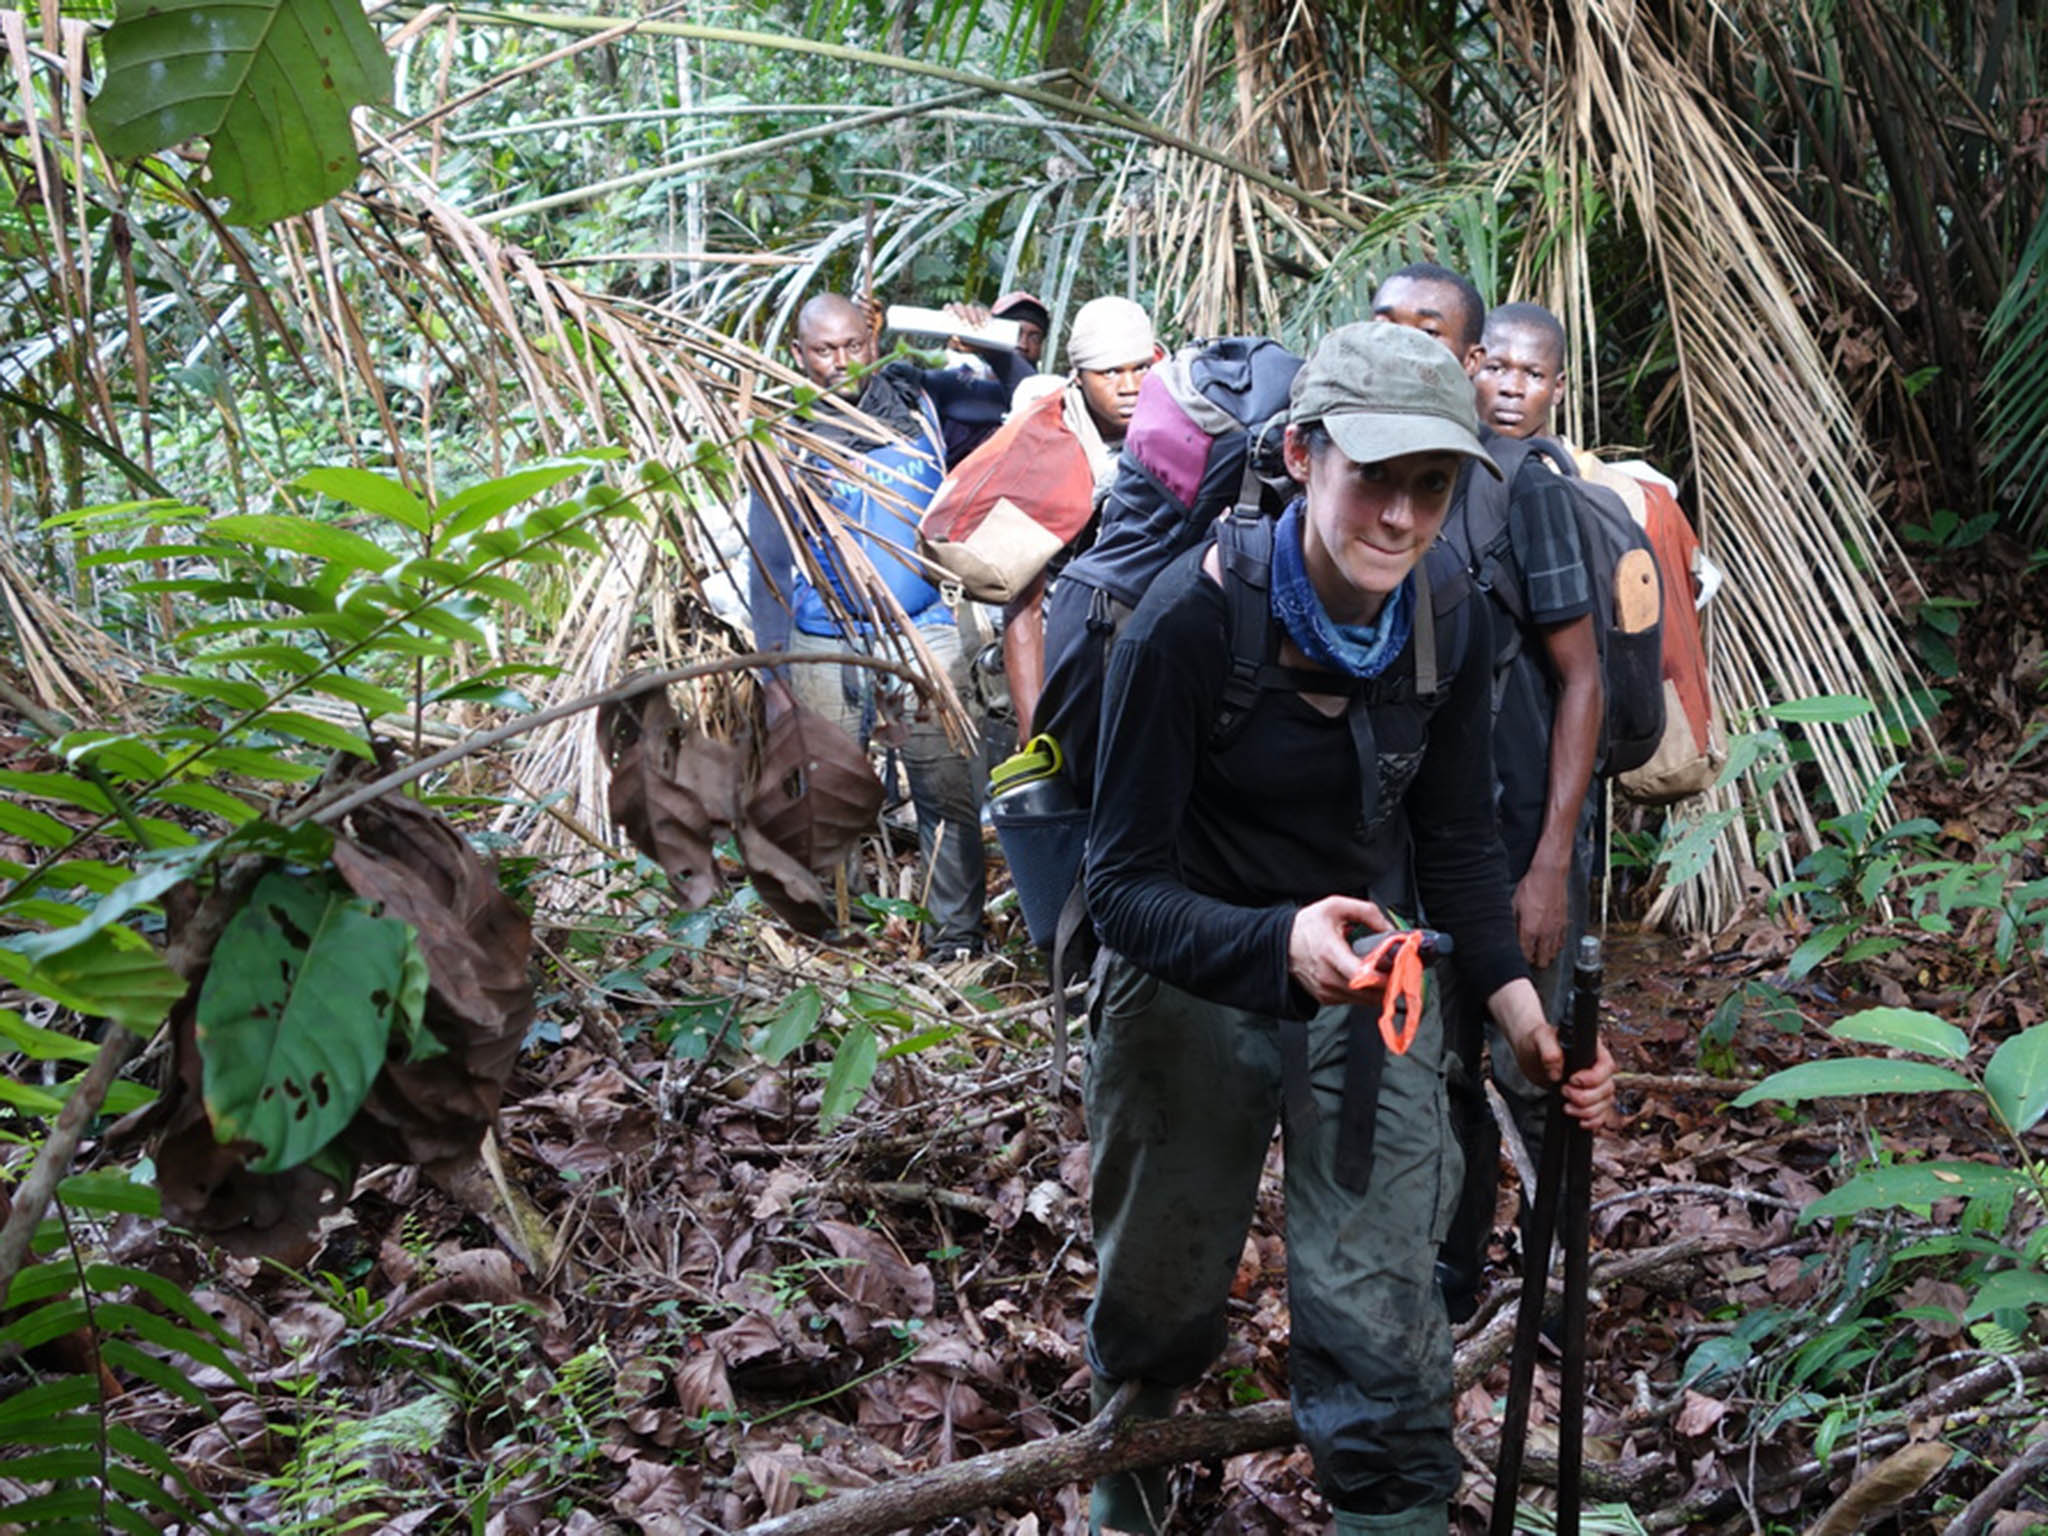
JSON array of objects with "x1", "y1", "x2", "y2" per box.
[{"x1": 1080, "y1": 321, "x2": 1618, "y2": 1535}]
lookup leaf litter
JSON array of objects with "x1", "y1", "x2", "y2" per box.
[{"x1": 5, "y1": 580, "x2": 2046, "y2": 1533}]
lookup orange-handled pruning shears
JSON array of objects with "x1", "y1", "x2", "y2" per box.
[{"x1": 1347, "y1": 928, "x2": 1450, "y2": 1055}]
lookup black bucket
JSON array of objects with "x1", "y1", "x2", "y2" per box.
[{"x1": 990, "y1": 784, "x2": 1089, "y2": 948}]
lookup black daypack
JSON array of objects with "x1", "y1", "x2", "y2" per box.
[
  {"x1": 1446, "y1": 434, "x2": 1665, "y2": 777},
  {"x1": 1033, "y1": 337, "x2": 1304, "y2": 801}
]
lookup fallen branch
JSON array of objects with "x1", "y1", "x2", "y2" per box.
[
  {"x1": 824, "y1": 1178, "x2": 1001, "y2": 1221},
  {"x1": 736, "y1": 1234, "x2": 1738, "y2": 1536},
  {"x1": 1614, "y1": 1071, "x2": 1754, "y2": 1096},
  {"x1": 1940, "y1": 1427, "x2": 2048, "y2": 1536},
  {"x1": 739, "y1": 1394, "x2": 1296, "y2": 1536},
  {"x1": 1455, "y1": 1232, "x2": 1741, "y2": 1387}
]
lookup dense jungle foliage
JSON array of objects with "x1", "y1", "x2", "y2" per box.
[{"x1": 0, "y1": 0, "x2": 2044, "y2": 1531}]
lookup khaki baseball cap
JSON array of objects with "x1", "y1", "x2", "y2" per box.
[{"x1": 1289, "y1": 322, "x2": 1502, "y2": 478}]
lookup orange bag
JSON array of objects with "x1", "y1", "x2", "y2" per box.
[
  {"x1": 1570, "y1": 450, "x2": 1726, "y2": 805},
  {"x1": 1620, "y1": 481, "x2": 1724, "y2": 804},
  {"x1": 918, "y1": 389, "x2": 1095, "y2": 604}
]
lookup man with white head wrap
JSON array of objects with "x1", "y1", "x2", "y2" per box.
[{"x1": 1002, "y1": 296, "x2": 1166, "y2": 741}]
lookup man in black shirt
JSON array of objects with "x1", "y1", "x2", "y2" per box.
[{"x1": 1372, "y1": 273, "x2": 1604, "y2": 1320}]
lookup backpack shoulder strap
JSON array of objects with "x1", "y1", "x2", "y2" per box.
[
  {"x1": 1214, "y1": 509, "x2": 1276, "y2": 740},
  {"x1": 1454, "y1": 439, "x2": 1534, "y2": 628},
  {"x1": 1520, "y1": 432, "x2": 1578, "y2": 477},
  {"x1": 1411, "y1": 552, "x2": 1437, "y2": 698}
]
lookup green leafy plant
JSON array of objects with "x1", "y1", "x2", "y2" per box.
[
  {"x1": 1892, "y1": 803, "x2": 2048, "y2": 988},
  {"x1": 1699, "y1": 979, "x2": 1804, "y2": 1077},
  {"x1": 1735, "y1": 1005, "x2": 2048, "y2": 1326},
  {"x1": 0, "y1": 1180, "x2": 249, "y2": 1534},
  {"x1": 257, "y1": 1389, "x2": 456, "y2": 1533},
  {"x1": 1772, "y1": 764, "x2": 1942, "y2": 980}
]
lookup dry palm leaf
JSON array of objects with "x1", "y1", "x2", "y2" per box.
[
  {"x1": 1498, "y1": 0, "x2": 1924, "y2": 932},
  {"x1": 744, "y1": 701, "x2": 887, "y2": 877},
  {"x1": 600, "y1": 686, "x2": 747, "y2": 910}
]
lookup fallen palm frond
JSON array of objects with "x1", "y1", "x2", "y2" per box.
[{"x1": 0, "y1": 538, "x2": 140, "y2": 717}]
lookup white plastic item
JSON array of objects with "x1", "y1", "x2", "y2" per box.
[{"x1": 885, "y1": 304, "x2": 1021, "y2": 351}]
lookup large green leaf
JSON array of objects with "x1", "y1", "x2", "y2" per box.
[
  {"x1": 0, "y1": 930, "x2": 188, "y2": 1032},
  {"x1": 204, "y1": 514, "x2": 394, "y2": 573},
  {"x1": 196, "y1": 871, "x2": 422, "y2": 1172},
  {"x1": 1984, "y1": 1023, "x2": 2048, "y2": 1136},
  {"x1": 819, "y1": 1023, "x2": 878, "y2": 1132},
  {"x1": 296, "y1": 467, "x2": 432, "y2": 536},
  {"x1": 1801, "y1": 1162, "x2": 2027, "y2": 1224},
  {"x1": 758, "y1": 985, "x2": 824, "y2": 1065},
  {"x1": 1965, "y1": 1267, "x2": 2048, "y2": 1320},
  {"x1": 1829, "y1": 1007, "x2": 1970, "y2": 1061},
  {"x1": 1733, "y1": 1057, "x2": 1976, "y2": 1108},
  {"x1": 90, "y1": 0, "x2": 392, "y2": 227}
]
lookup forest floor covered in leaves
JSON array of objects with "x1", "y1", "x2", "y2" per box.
[{"x1": 5, "y1": 540, "x2": 2047, "y2": 1536}]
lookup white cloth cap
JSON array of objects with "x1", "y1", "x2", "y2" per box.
[{"x1": 1066, "y1": 297, "x2": 1158, "y2": 373}]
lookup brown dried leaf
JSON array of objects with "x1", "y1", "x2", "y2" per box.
[
  {"x1": 1802, "y1": 1439, "x2": 1952, "y2": 1536},
  {"x1": 676, "y1": 1350, "x2": 736, "y2": 1419},
  {"x1": 608, "y1": 1457, "x2": 698, "y2": 1533},
  {"x1": 380, "y1": 1248, "x2": 530, "y2": 1328},
  {"x1": 745, "y1": 702, "x2": 883, "y2": 875},
  {"x1": 737, "y1": 822, "x2": 834, "y2": 936},
  {"x1": 332, "y1": 791, "x2": 534, "y2": 1164},
  {"x1": 1675, "y1": 1389, "x2": 1728, "y2": 1437},
  {"x1": 600, "y1": 687, "x2": 743, "y2": 908},
  {"x1": 1900, "y1": 1276, "x2": 1969, "y2": 1339},
  {"x1": 814, "y1": 1219, "x2": 936, "y2": 1317},
  {"x1": 741, "y1": 1448, "x2": 805, "y2": 1519}
]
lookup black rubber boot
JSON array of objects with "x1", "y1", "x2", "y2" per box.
[{"x1": 1088, "y1": 1377, "x2": 1179, "y2": 1534}]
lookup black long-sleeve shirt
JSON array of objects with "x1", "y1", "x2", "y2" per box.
[{"x1": 1084, "y1": 541, "x2": 1527, "y2": 1019}]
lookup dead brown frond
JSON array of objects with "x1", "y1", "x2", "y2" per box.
[{"x1": 1496, "y1": 0, "x2": 1924, "y2": 932}]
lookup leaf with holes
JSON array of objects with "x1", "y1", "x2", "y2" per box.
[
  {"x1": 195, "y1": 871, "x2": 422, "y2": 1172},
  {"x1": 90, "y1": 0, "x2": 392, "y2": 226}
]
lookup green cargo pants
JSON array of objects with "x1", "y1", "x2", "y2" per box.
[{"x1": 1084, "y1": 951, "x2": 1463, "y2": 1534}]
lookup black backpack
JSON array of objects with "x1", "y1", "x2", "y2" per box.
[
  {"x1": 1016, "y1": 502, "x2": 1468, "y2": 1071},
  {"x1": 1446, "y1": 434, "x2": 1665, "y2": 777},
  {"x1": 1034, "y1": 337, "x2": 1305, "y2": 800}
]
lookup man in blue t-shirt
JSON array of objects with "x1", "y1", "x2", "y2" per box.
[{"x1": 747, "y1": 293, "x2": 987, "y2": 957}]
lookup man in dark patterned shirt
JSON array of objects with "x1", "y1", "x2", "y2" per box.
[{"x1": 1372, "y1": 275, "x2": 1603, "y2": 1321}]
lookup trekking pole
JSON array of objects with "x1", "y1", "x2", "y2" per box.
[
  {"x1": 1555, "y1": 935, "x2": 1602, "y2": 1535},
  {"x1": 1489, "y1": 934, "x2": 1601, "y2": 1536}
]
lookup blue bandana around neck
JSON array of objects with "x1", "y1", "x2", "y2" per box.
[{"x1": 1270, "y1": 499, "x2": 1414, "y2": 678}]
